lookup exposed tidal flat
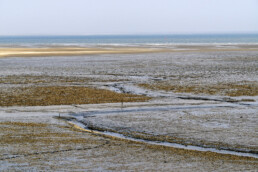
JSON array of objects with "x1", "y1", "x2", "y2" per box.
[
  {"x1": 0, "y1": 45, "x2": 258, "y2": 171},
  {"x1": 1, "y1": 44, "x2": 258, "y2": 58}
]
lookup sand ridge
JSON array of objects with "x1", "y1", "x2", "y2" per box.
[{"x1": 1, "y1": 44, "x2": 258, "y2": 57}]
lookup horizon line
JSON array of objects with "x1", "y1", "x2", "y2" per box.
[{"x1": 1, "y1": 32, "x2": 258, "y2": 37}]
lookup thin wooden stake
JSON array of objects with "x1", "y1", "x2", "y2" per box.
[{"x1": 121, "y1": 98, "x2": 124, "y2": 109}]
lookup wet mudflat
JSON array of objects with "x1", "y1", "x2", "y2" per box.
[
  {"x1": 76, "y1": 104, "x2": 257, "y2": 154},
  {"x1": 0, "y1": 111, "x2": 257, "y2": 171},
  {"x1": 0, "y1": 47, "x2": 258, "y2": 170}
]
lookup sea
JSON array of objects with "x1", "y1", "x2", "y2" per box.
[{"x1": 0, "y1": 34, "x2": 258, "y2": 47}]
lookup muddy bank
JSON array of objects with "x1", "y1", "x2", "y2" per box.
[
  {"x1": 66, "y1": 119, "x2": 258, "y2": 158},
  {"x1": 0, "y1": 112, "x2": 257, "y2": 171},
  {"x1": 72, "y1": 104, "x2": 258, "y2": 154}
]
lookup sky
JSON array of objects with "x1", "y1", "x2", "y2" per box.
[{"x1": 0, "y1": 0, "x2": 257, "y2": 35}]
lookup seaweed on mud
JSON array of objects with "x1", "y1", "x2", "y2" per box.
[
  {"x1": 139, "y1": 81, "x2": 258, "y2": 97},
  {"x1": 0, "y1": 86, "x2": 150, "y2": 106},
  {"x1": 0, "y1": 122, "x2": 47, "y2": 127}
]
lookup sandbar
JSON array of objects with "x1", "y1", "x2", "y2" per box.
[{"x1": 1, "y1": 44, "x2": 258, "y2": 57}]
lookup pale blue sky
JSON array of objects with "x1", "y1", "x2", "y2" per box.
[{"x1": 0, "y1": 0, "x2": 257, "y2": 35}]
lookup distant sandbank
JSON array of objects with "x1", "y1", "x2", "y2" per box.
[{"x1": 0, "y1": 44, "x2": 258, "y2": 57}]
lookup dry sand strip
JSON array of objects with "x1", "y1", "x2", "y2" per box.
[
  {"x1": 0, "y1": 47, "x2": 166, "y2": 57},
  {"x1": 1, "y1": 45, "x2": 258, "y2": 57}
]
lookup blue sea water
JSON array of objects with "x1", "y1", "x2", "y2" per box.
[{"x1": 0, "y1": 34, "x2": 258, "y2": 47}]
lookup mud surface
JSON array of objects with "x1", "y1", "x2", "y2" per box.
[
  {"x1": 0, "y1": 48, "x2": 258, "y2": 170},
  {"x1": 0, "y1": 113, "x2": 257, "y2": 171},
  {"x1": 77, "y1": 105, "x2": 257, "y2": 153}
]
